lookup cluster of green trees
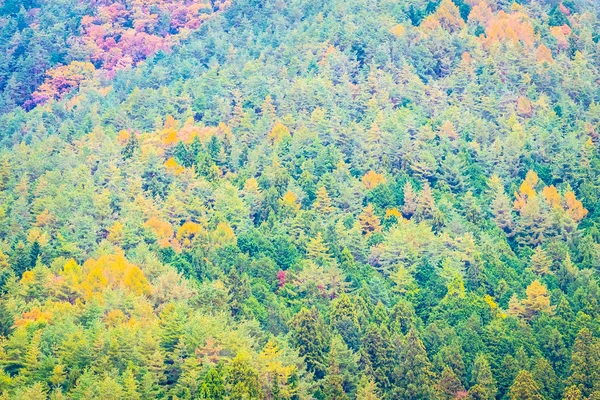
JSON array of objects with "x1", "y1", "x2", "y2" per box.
[{"x1": 1, "y1": 0, "x2": 600, "y2": 398}]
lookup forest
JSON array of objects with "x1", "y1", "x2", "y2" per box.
[{"x1": 1, "y1": 0, "x2": 600, "y2": 398}]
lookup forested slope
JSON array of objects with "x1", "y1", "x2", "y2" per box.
[{"x1": 1, "y1": 0, "x2": 600, "y2": 399}]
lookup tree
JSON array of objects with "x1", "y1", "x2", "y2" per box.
[
  {"x1": 358, "y1": 204, "x2": 382, "y2": 236},
  {"x1": 402, "y1": 182, "x2": 418, "y2": 218},
  {"x1": 393, "y1": 328, "x2": 440, "y2": 399},
  {"x1": 508, "y1": 370, "x2": 543, "y2": 400},
  {"x1": 290, "y1": 308, "x2": 330, "y2": 380},
  {"x1": 470, "y1": 354, "x2": 497, "y2": 400},
  {"x1": 437, "y1": 366, "x2": 465, "y2": 400},
  {"x1": 199, "y1": 365, "x2": 226, "y2": 399},
  {"x1": 528, "y1": 247, "x2": 552, "y2": 276},
  {"x1": 314, "y1": 186, "x2": 335, "y2": 214},
  {"x1": 306, "y1": 233, "x2": 334, "y2": 266},
  {"x1": 567, "y1": 328, "x2": 600, "y2": 397},
  {"x1": 522, "y1": 280, "x2": 554, "y2": 319},
  {"x1": 225, "y1": 353, "x2": 263, "y2": 400}
]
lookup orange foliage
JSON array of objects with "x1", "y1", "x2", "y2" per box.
[
  {"x1": 535, "y1": 44, "x2": 554, "y2": 64},
  {"x1": 550, "y1": 25, "x2": 571, "y2": 49},
  {"x1": 421, "y1": 0, "x2": 465, "y2": 33},
  {"x1": 439, "y1": 120, "x2": 459, "y2": 140},
  {"x1": 482, "y1": 10, "x2": 535, "y2": 48},
  {"x1": 14, "y1": 307, "x2": 54, "y2": 328},
  {"x1": 390, "y1": 24, "x2": 405, "y2": 38},
  {"x1": 517, "y1": 96, "x2": 533, "y2": 117},
  {"x1": 542, "y1": 185, "x2": 561, "y2": 208},
  {"x1": 362, "y1": 171, "x2": 386, "y2": 190},
  {"x1": 144, "y1": 217, "x2": 174, "y2": 246},
  {"x1": 564, "y1": 191, "x2": 588, "y2": 222},
  {"x1": 30, "y1": 61, "x2": 96, "y2": 106},
  {"x1": 468, "y1": 1, "x2": 493, "y2": 27}
]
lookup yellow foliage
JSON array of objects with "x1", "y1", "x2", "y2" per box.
[
  {"x1": 281, "y1": 191, "x2": 300, "y2": 211},
  {"x1": 163, "y1": 128, "x2": 178, "y2": 145},
  {"x1": 514, "y1": 171, "x2": 538, "y2": 211},
  {"x1": 385, "y1": 208, "x2": 402, "y2": 219},
  {"x1": 177, "y1": 221, "x2": 204, "y2": 248},
  {"x1": 117, "y1": 130, "x2": 130, "y2": 143},
  {"x1": 21, "y1": 270, "x2": 35, "y2": 285},
  {"x1": 164, "y1": 157, "x2": 185, "y2": 175},
  {"x1": 542, "y1": 185, "x2": 561, "y2": 208},
  {"x1": 244, "y1": 178, "x2": 260, "y2": 194},
  {"x1": 213, "y1": 222, "x2": 236, "y2": 246},
  {"x1": 390, "y1": 24, "x2": 405, "y2": 37},
  {"x1": 107, "y1": 221, "x2": 124, "y2": 245},
  {"x1": 484, "y1": 294, "x2": 498, "y2": 310},
  {"x1": 27, "y1": 228, "x2": 49, "y2": 246},
  {"x1": 268, "y1": 122, "x2": 291, "y2": 144},
  {"x1": 362, "y1": 170, "x2": 386, "y2": 190},
  {"x1": 80, "y1": 253, "x2": 151, "y2": 298}
]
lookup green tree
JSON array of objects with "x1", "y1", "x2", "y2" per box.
[{"x1": 508, "y1": 370, "x2": 543, "y2": 400}]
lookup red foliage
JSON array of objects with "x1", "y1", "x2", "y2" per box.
[{"x1": 277, "y1": 270, "x2": 287, "y2": 287}]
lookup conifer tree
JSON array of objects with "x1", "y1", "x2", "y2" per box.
[
  {"x1": 470, "y1": 354, "x2": 497, "y2": 400},
  {"x1": 393, "y1": 328, "x2": 439, "y2": 399},
  {"x1": 291, "y1": 307, "x2": 330, "y2": 380},
  {"x1": 508, "y1": 370, "x2": 543, "y2": 400}
]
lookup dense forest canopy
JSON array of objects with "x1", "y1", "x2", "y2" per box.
[{"x1": 1, "y1": 0, "x2": 600, "y2": 398}]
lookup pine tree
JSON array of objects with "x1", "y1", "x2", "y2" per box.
[
  {"x1": 491, "y1": 190, "x2": 514, "y2": 234},
  {"x1": 356, "y1": 376, "x2": 380, "y2": 400},
  {"x1": 529, "y1": 247, "x2": 552, "y2": 276},
  {"x1": 358, "y1": 204, "x2": 382, "y2": 236},
  {"x1": 531, "y1": 357, "x2": 558, "y2": 400},
  {"x1": 522, "y1": 280, "x2": 554, "y2": 319},
  {"x1": 437, "y1": 366, "x2": 465, "y2": 400},
  {"x1": 225, "y1": 353, "x2": 263, "y2": 400},
  {"x1": 567, "y1": 328, "x2": 600, "y2": 397},
  {"x1": 291, "y1": 307, "x2": 330, "y2": 380},
  {"x1": 199, "y1": 365, "x2": 225, "y2": 400},
  {"x1": 393, "y1": 328, "x2": 440, "y2": 399},
  {"x1": 360, "y1": 323, "x2": 393, "y2": 390},
  {"x1": 402, "y1": 181, "x2": 418, "y2": 218},
  {"x1": 470, "y1": 354, "x2": 497, "y2": 400},
  {"x1": 508, "y1": 370, "x2": 543, "y2": 400},
  {"x1": 314, "y1": 186, "x2": 335, "y2": 214},
  {"x1": 306, "y1": 232, "x2": 333, "y2": 266},
  {"x1": 122, "y1": 132, "x2": 139, "y2": 160}
]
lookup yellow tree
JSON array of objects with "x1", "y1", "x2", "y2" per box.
[
  {"x1": 522, "y1": 280, "x2": 554, "y2": 319},
  {"x1": 314, "y1": 187, "x2": 335, "y2": 214},
  {"x1": 306, "y1": 233, "x2": 333, "y2": 265},
  {"x1": 358, "y1": 204, "x2": 382, "y2": 236}
]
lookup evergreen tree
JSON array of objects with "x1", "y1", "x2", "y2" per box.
[
  {"x1": 290, "y1": 307, "x2": 330, "y2": 380},
  {"x1": 508, "y1": 370, "x2": 543, "y2": 400}
]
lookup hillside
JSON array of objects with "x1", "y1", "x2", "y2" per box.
[{"x1": 1, "y1": 0, "x2": 600, "y2": 399}]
